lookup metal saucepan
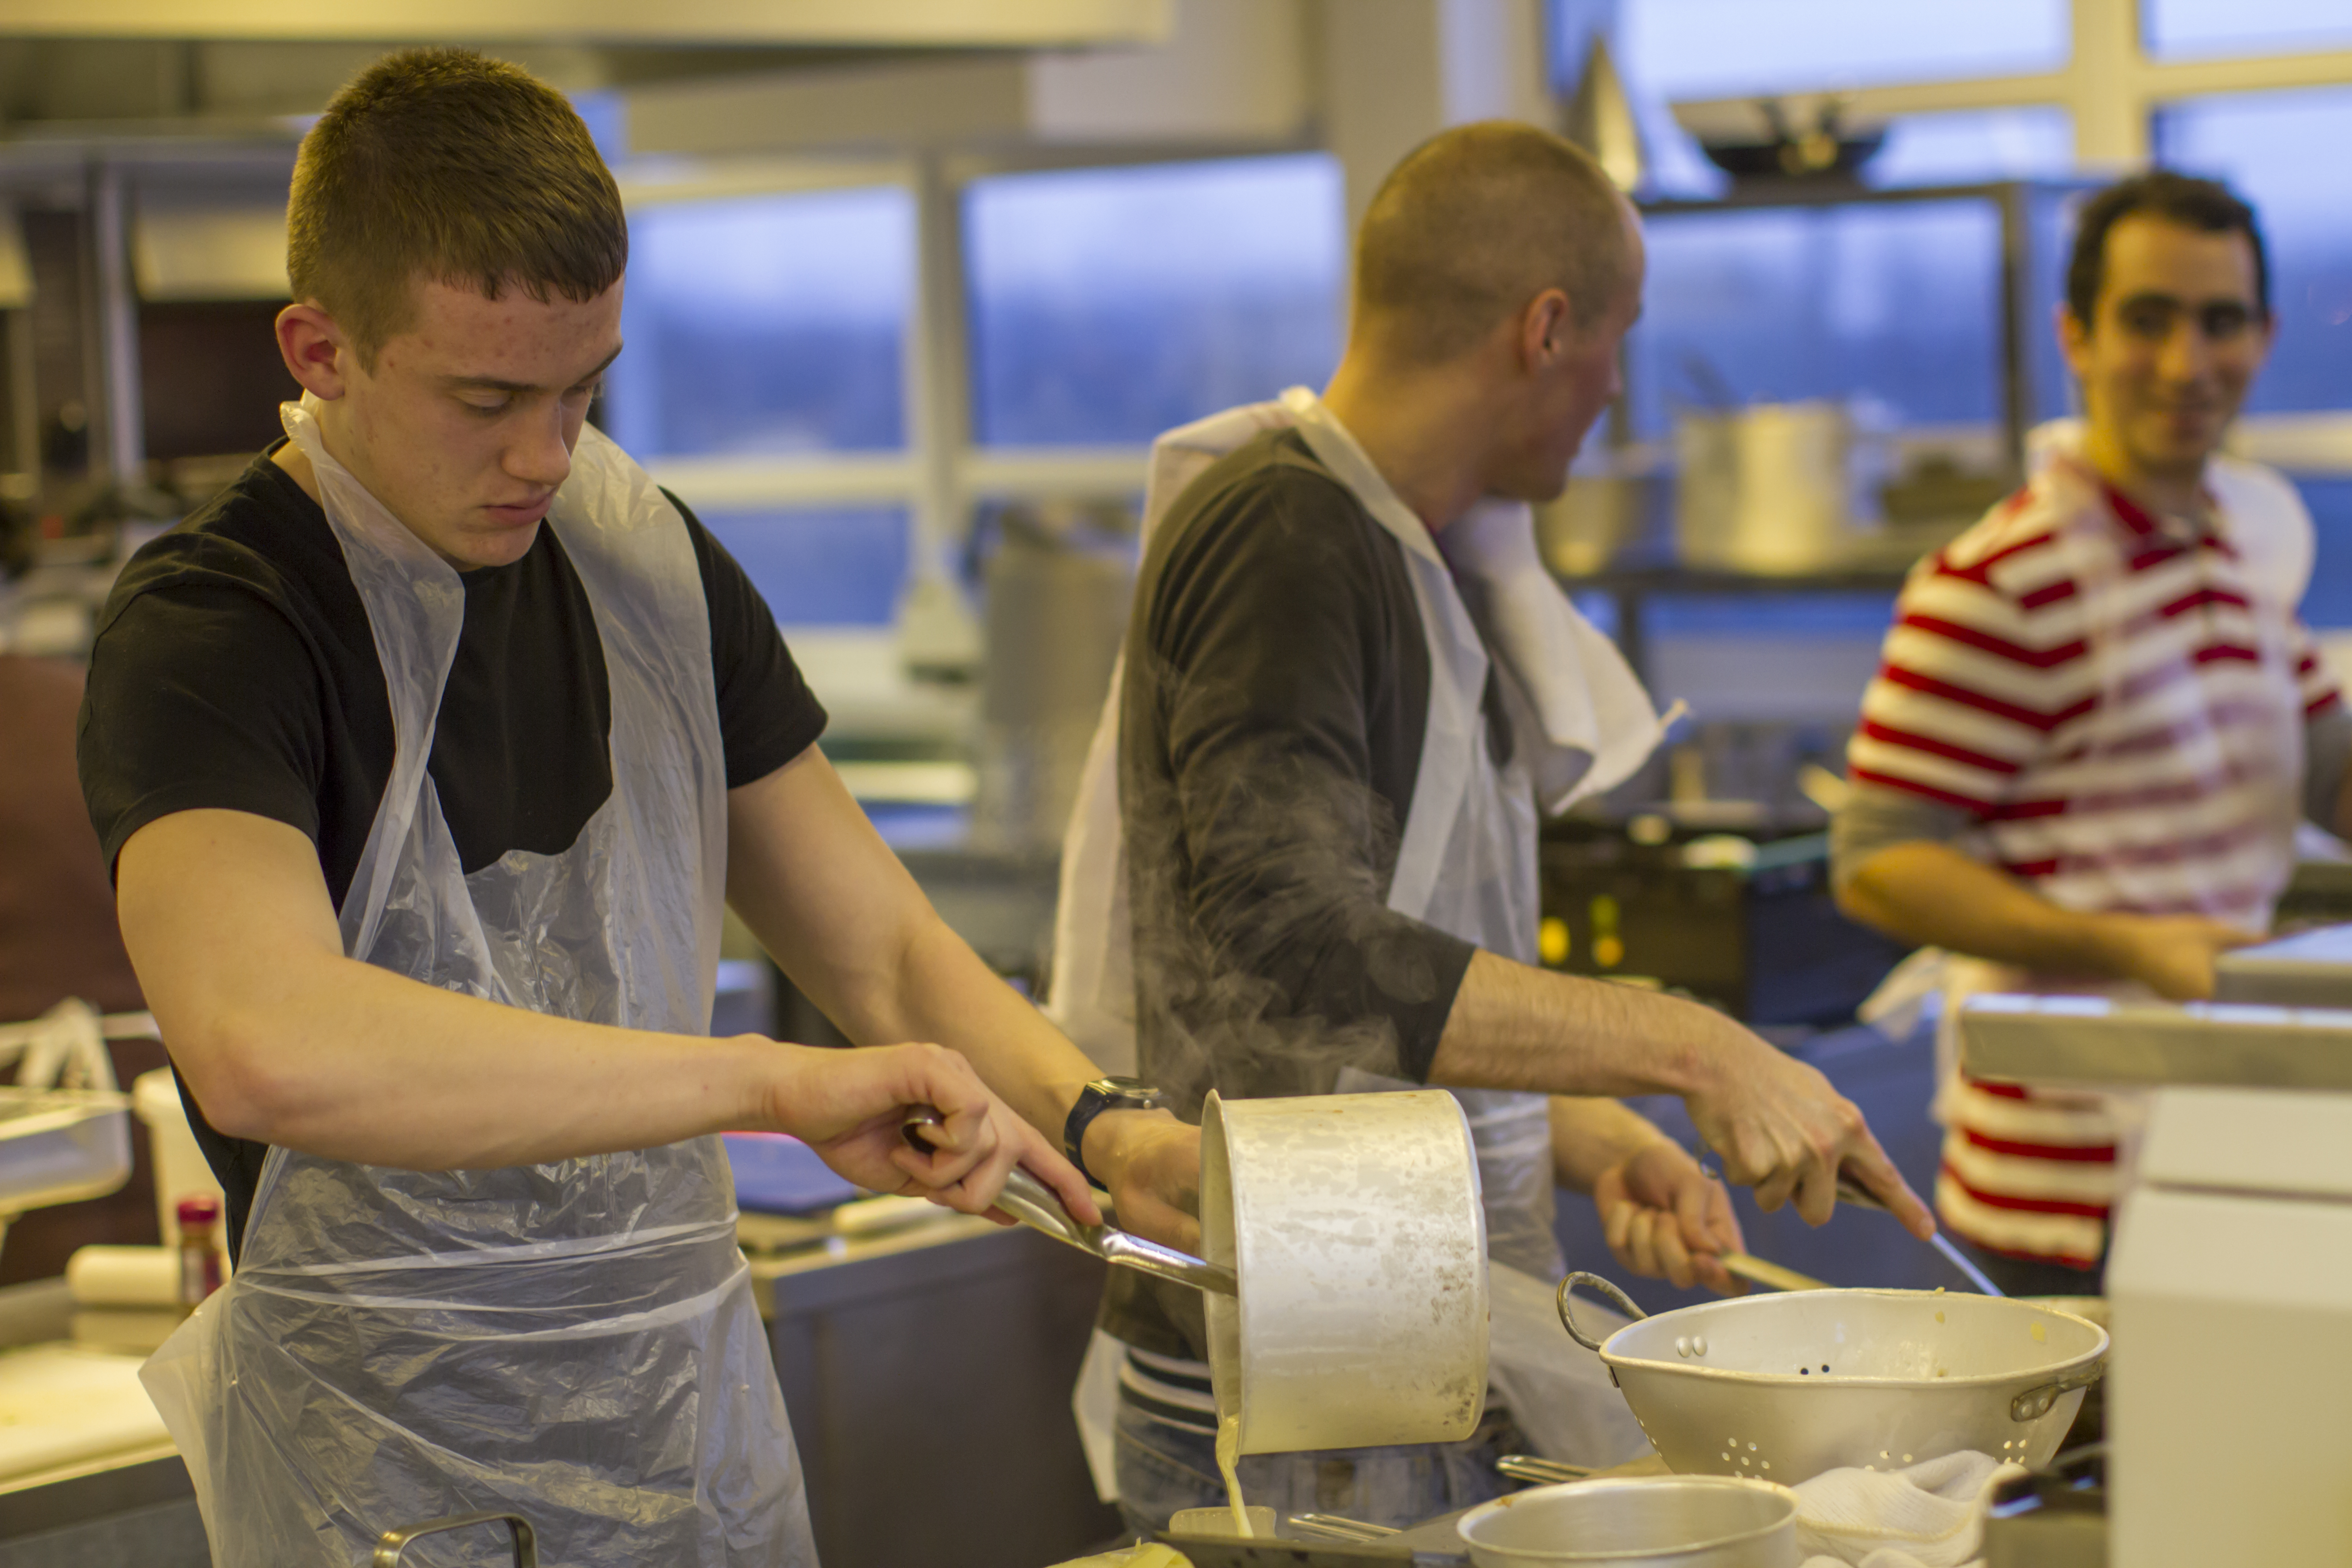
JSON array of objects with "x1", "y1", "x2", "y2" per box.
[
  {"x1": 1557, "y1": 1273, "x2": 2107, "y2": 1485},
  {"x1": 1457, "y1": 1476, "x2": 1801, "y2": 1567}
]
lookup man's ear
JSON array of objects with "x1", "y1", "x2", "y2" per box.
[
  {"x1": 2054, "y1": 299, "x2": 2093, "y2": 383},
  {"x1": 276, "y1": 303, "x2": 352, "y2": 401},
  {"x1": 1520, "y1": 288, "x2": 1575, "y2": 371}
]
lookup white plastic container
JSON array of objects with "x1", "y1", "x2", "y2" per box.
[
  {"x1": 1201, "y1": 1088, "x2": 1489, "y2": 1455},
  {"x1": 132, "y1": 1068, "x2": 223, "y2": 1247}
]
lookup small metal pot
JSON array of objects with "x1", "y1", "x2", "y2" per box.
[
  {"x1": 1457, "y1": 1477, "x2": 1800, "y2": 1567},
  {"x1": 1202, "y1": 1089, "x2": 1489, "y2": 1455}
]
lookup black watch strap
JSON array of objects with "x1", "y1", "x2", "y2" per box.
[{"x1": 1063, "y1": 1077, "x2": 1168, "y2": 1190}]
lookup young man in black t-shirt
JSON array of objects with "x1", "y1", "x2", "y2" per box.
[{"x1": 81, "y1": 48, "x2": 1193, "y2": 1560}]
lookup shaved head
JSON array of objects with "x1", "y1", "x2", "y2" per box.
[{"x1": 1352, "y1": 121, "x2": 1634, "y2": 365}]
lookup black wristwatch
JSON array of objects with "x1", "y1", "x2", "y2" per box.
[{"x1": 1063, "y1": 1077, "x2": 1169, "y2": 1190}]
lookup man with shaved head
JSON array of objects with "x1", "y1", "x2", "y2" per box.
[{"x1": 1054, "y1": 122, "x2": 1934, "y2": 1533}]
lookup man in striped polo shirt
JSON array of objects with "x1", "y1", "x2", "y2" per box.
[{"x1": 1833, "y1": 172, "x2": 2351, "y2": 1296}]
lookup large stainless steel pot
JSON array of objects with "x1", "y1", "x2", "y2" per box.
[
  {"x1": 1456, "y1": 1477, "x2": 1799, "y2": 1567},
  {"x1": 1203, "y1": 1089, "x2": 1489, "y2": 1455},
  {"x1": 1558, "y1": 1275, "x2": 2107, "y2": 1486}
]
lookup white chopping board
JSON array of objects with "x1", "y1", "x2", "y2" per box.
[{"x1": 0, "y1": 1340, "x2": 171, "y2": 1482}]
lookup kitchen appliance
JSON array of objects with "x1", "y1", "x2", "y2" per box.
[
  {"x1": 1202, "y1": 1089, "x2": 1490, "y2": 1456},
  {"x1": 1555, "y1": 1274, "x2": 2105, "y2": 1486},
  {"x1": 1958, "y1": 992, "x2": 2352, "y2": 1565},
  {"x1": 1455, "y1": 1477, "x2": 1800, "y2": 1568}
]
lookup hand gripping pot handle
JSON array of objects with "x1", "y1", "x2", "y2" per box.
[
  {"x1": 1558, "y1": 1270, "x2": 1648, "y2": 1352},
  {"x1": 373, "y1": 1512, "x2": 536, "y2": 1567}
]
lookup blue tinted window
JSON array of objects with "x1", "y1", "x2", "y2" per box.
[
  {"x1": 607, "y1": 187, "x2": 912, "y2": 458},
  {"x1": 2146, "y1": 0, "x2": 2352, "y2": 59},
  {"x1": 965, "y1": 155, "x2": 1345, "y2": 446},
  {"x1": 1863, "y1": 108, "x2": 2075, "y2": 188},
  {"x1": 1617, "y1": 0, "x2": 2068, "y2": 99},
  {"x1": 2155, "y1": 88, "x2": 2352, "y2": 415},
  {"x1": 1628, "y1": 200, "x2": 2006, "y2": 438},
  {"x1": 700, "y1": 508, "x2": 910, "y2": 626},
  {"x1": 2297, "y1": 480, "x2": 2352, "y2": 629}
]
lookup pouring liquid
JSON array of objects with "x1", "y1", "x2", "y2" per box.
[{"x1": 1215, "y1": 1413, "x2": 1254, "y2": 1538}]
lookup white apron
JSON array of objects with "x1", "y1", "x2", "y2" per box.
[
  {"x1": 141, "y1": 399, "x2": 814, "y2": 1566},
  {"x1": 1059, "y1": 390, "x2": 1671, "y2": 1486}
]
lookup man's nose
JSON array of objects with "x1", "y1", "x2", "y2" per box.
[
  {"x1": 506, "y1": 402, "x2": 573, "y2": 490},
  {"x1": 2156, "y1": 318, "x2": 2213, "y2": 384}
]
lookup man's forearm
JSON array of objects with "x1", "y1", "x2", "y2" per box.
[
  {"x1": 1549, "y1": 1095, "x2": 1676, "y2": 1193},
  {"x1": 1835, "y1": 841, "x2": 2132, "y2": 978},
  {"x1": 1427, "y1": 950, "x2": 1731, "y2": 1100}
]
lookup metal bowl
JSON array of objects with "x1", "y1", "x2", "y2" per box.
[
  {"x1": 1457, "y1": 1476, "x2": 1799, "y2": 1566},
  {"x1": 1560, "y1": 1276, "x2": 2107, "y2": 1487}
]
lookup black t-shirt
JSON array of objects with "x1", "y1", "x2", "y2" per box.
[
  {"x1": 78, "y1": 445, "x2": 826, "y2": 1256},
  {"x1": 1108, "y1": 428, "x2": 1482, "y2": 1358}
]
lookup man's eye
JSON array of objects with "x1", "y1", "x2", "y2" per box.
[
  {"x1": 2200, "y1": 305, "x2": 2252, "y2": 339},
  {"x1": 2118, "y1": 306, "x2": 2172, "y2": 338},
  {"x1": 461, "y1": 396, "x2": 509, "y2": 415}
]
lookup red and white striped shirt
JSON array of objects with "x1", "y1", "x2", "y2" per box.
[{"x1": 1848, "y1": 456, "x2": 2338, "y2": 1267}]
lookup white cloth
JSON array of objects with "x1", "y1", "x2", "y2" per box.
[{"x1": 1794, "y1": 1450, "x2": 2027, "y2": 1568}]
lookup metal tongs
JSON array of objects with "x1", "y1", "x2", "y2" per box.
[{"x1": 902, "y1": 1110, "x2": 1236, "y2": 1296}]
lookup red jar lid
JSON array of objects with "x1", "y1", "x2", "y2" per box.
[{"x1": 176, "y1": 1195, "x2": 222, "y2": 1227}]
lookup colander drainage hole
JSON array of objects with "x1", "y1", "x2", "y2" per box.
[{"x1": 1822, "y1": 1364, "x2": 1831, "y2": 1373}]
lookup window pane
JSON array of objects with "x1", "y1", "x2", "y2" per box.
[
  {"x1": 700, "y1": 507, "x2": 910, "y2": 626},
  {"x1": 2156, "y1": 88, "x2": 2352, "y2": 415},
  {"x1": 1617, "y1": 0, "x2": 2068, "y2": 100},
  {"x1": 607, "y1": 187, "x2": 912, "y2": 459},
  {"x1": 1628, "y1": 200, "x2": 2007, "y2": 439},
  {"x1": 2146, "y1": 0, "x2": 2352, "y2": 59},
  {"x1": 965, "y1": 155, "x2": 1344, "y2": 446},
  {"x1": 1862, "y1": 107, "x2": 2075, "y2": 188}
]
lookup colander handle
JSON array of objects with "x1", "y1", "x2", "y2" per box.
[
  {"x1": 1557, "y1": 1271, "x2": 1647, "y2": 1351},
  {"x1": 2010, "y1": 1359, "x2": 2106, "y2": 1422}
]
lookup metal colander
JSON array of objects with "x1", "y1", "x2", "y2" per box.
[{"x1": 1558, "y1": 1274, "x2": 2107, "y2": 1486}]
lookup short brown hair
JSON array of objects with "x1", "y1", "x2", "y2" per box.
[
  {"x1": 1353, "y1": 121, "x2": 1632, "y2": 366},
  {"x1": 287, "y1": 47, "x2": 627, "y2": 367},
  {"x1": 2065, "y1": 170, "x2": 2269, "y2": 328}
]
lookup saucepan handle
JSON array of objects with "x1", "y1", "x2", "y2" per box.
[
  {"x1": 2010, "y1": 1359, "x2": 2107, "y2": 1423},
  {"x1": 1557, "y1": 1270, "x2": 1646, "y2": 1352},
  {"x1": 373, "y1": 1512, "x2": 536, "y2": 1568}
]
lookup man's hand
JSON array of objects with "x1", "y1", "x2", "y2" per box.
[
  {"x1": 1083, "y1": 1109, "x2": 1203, "y2": 1255},
  {"x1": 2094, "y1": 912, "x2": 2260, "y2": 1001},
  {"x1": 1684, "y1": 1032, "x2": 1935, "y2": 1238},
  {"x1": 1592, "y1": 1140, "x2": 1744, "y2": 1295},
  {"x1": 761, "y1": 1040, "x2": 1101, "y2": 1225}
]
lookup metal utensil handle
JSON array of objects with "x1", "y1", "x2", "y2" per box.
[
  {"x1": 902, "y1": 1112, "x2": 1237, "y2": 1296},
  {"x1": 1721, "y1": 1251, "x2": 1831, "y2": 1293},
  {"x1": 2010, "y1": 1359, "x2": 2107, "y2": 1423},
  {"x1": 1289, "y1": 1514, "x2": 1401, "y2": 1541},
  {"x1": 373, "y1": 1512, "x2": 537, "y2": 1568},
  {"x1": 1557, "y1": 1270, "x2": 1646, "y2": 1352},
  {"x1": 1496, "y1": 1454, "x2": 1596, "y2": 1485}
]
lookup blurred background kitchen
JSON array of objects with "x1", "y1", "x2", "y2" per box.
[{"x1": 0, "y1": 1, "x2": 2347, "y2": 1563}]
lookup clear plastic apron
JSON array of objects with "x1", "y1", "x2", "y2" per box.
[{"x1": 141, "y1": 398, "x2": 813, "y2": 1566}]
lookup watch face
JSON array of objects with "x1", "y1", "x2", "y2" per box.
[{"x1": 1091, "y1": 1077, "x2": 1166, "y2": 1107}]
